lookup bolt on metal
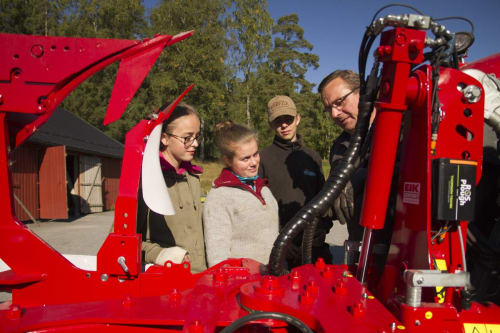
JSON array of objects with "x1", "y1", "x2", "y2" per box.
[{"x1": 463, "y1": 85, "x2": 481, "y2": 103}]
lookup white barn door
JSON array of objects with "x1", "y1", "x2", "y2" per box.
[{"x1": 79, "y1": 156, "x2": 103, "y2": 213}]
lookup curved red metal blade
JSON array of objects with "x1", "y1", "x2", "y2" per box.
[
  {"x1": 156, "y1": 84, "x2": 195, "y2": 121},
  {"x1": 104, "y1": 42, "x2": 166, "y2": 125}
]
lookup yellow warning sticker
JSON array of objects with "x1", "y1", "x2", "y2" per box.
[
  {"x1": 463, "y1": 323, "x2": 500, "y2": 333},
  {"x1": 486, "y1": 324, "x2": 500, "y2": 333},
  {"x1": 435, "y1": 259, "x2": 447, "y2": 303},
  {"x1": 464, "y1": 323, "x2": 486, "y2": 333}
]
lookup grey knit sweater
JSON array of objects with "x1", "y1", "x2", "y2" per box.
[{"x1": 202, "y1": 169, "x2": 279, "y2": 267}]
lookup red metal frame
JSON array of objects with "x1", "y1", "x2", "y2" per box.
[
  {"x1": 378, "y1": 63, "x2": 486, "y2": 306},
  {"x1": 361, "y1": 28, "x2": 426, "y2": 231},
  {"x1": 1, "y1": 25, "x2": 500, "y2": 332}
]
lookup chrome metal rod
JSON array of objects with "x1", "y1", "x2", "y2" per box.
[{"x1": 356, "y1": 228, "x2": 375, "y2": 284}]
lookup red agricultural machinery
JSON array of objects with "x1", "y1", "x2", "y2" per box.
[{"x1": 1, "y1": 5, "x2": 499, "y2": 332}]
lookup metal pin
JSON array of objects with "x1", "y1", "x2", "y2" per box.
[{"x1": 117, "y1": 256, "x2": 129, "y2": 274}]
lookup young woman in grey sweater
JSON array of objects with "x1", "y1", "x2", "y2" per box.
[{"x1": 203, "y1": 121, "x2": 279, "y2": 267}]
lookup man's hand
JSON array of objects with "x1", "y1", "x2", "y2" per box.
[
  {"x1": 312, "y1": 227, "x2": 327, "y2": 246},
  {"x1": 333, "y1": 180, "x2": 354, "y2": 225}
]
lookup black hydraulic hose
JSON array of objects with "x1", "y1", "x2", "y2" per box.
[
  {"x1": 219, "y1": 312, "x2": 313, "y2": 333},
  {"x1": 269, "y1": 96, "x2": 370, "y2": 275},
  {"x1": 359, "y1": 34, "x2": 376, "y2": 91},
  {"x1": 269, "y1": 62, "x2": 379, "y2": 276},
  {"x1": 433, "y1": 16, "x2": 475, "y2": 35},
  {"x1": 301, "y1": 125, "x2": 374, "y2": 266},
  {"x1": 358, "y1": 33, "x2": 370, "y2": 86},
  {"x1": 301, "y1": 216, "x2": 318, "y2": 265}
]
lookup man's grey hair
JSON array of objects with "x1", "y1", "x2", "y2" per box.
[{"x1": 318, "y1": 70, "x2": 360, "y2": 95}]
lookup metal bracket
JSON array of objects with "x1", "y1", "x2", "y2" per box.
[{"x1": 404, "y1": 269, "x2": 470, "y2": 307}]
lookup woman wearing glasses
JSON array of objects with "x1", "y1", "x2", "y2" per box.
[
  {"x1": 137, "y1": 104, "x2": 207, "y2": 273},
  {"x1": 203, "y1": 121, "x2": 279, "y2": 268}
]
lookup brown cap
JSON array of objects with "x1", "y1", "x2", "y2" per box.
[{"x1": 267, "y1": 95, "x2": 297, "y2": 122}]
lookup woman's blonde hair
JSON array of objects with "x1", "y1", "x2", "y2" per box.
[{"x1": 214, "y1": 121, "x2": 257, "y2": 161}]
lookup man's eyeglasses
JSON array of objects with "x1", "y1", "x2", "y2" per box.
[
  {"x1": 325, "y1": 87, "x2": 359, "y2": 112},
  {"x1": 167, "y1": 133, "x2": 202, "y2": 147}
]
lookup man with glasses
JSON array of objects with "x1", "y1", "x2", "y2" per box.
[
  {"x1": 319, "y1": 70, "x2": 376, "y2": 242},
  {"x1": 259, "y1": 95, "x2": 333, "y2": 267}
]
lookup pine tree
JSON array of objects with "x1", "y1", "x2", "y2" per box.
[
  {"x1": 227, "y1": 0, "x2": 272, "y2": 127},
  {"x1": 0, "y1": 0, "x2": 336, "y2": 156},
  {"x1": 59, "y1": 0, "x2": 147, "y2": 141},
  {"x1": 0, "y1": 0, "x2": 69, "y2": 35},
  {"x1": 260, "y1": 13, "x2": 340, "y2": 157},
  {"x1": 148, "y1": 0, "x2": 230, "y2": 159},
  {"x1": 268, "y1": 14, "x2": 319, "y2": 93}
]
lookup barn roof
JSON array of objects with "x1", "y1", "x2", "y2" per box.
[{"x1": 29, "y1": 108, "x2": 124, "y2": 158}]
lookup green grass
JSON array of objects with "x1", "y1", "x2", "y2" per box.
[
  {"x1": 194, "y1": 159, "x2": 224, "y2": 196},
  {"x1": 196, "y1": 159, "x2": 331, "y2": 196},
  {"x1": 322, "y1": 159, "x2": 331, "y2": 177}
]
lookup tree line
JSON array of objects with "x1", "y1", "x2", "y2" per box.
[{"x1": 1, "y1": 0, "x2": 342, "y2": 159}]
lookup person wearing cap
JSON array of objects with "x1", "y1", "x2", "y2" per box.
[{"x1": 259, "y1": 95, "x2": 333, "y2": 267}]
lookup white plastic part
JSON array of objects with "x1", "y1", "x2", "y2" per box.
[
  {"x1": 63, "y1": 254, "x2": 97, "y2": 271},
  {"x1": 0, "y1": 258, "x2": 10, "y2": 272},
  {"x1": 142, "y1": 124, "x2": 175, "y2": 215},
  {"x1": 463, "y1": 68, "x2": 500, "y2": 120},
  {"x1": 0, "y1": 255, "x2": 97, "y2": 272}
]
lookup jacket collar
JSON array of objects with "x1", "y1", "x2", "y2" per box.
[
  {"x1": 213, "y1": 168, "x2": 268, "y2": 205},
  {"x1": 272, "y1": 134, "x2": 303, "y2": 151},
  {"x1": 160, "y1": 153, "x2": 203, "y2": 175}
]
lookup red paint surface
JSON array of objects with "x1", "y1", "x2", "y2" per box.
[{"x1": 0, "y1": 27, "x2": 499, "y2": 332}]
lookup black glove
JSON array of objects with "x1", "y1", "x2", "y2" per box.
[
  {"x1": 333, "y1": 180, "x2": 354, "y2": 225},
  {"x1": 312, "y1": 227, "x2": 327, "y2": 246}
]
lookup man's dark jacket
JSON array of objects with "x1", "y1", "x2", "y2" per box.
[{"x1": 330, "y1": 130, "x2": 396, "y2": 244}]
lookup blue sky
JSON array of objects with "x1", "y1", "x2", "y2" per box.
[
  {"x1": 145, "y1": 0, "x2": 500, "y2": 89},
  {"x1": 267, "y1": 0, "x2": 500, "y2": 88}
]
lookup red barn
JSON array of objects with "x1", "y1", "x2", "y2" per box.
[{"x1": 11, "y1": 108, "x2": 124, "y2": 222}]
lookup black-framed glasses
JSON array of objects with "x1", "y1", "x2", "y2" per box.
[
  {"x1": 167, "y1": 133, "x2": 202, "y2": 147},
  {"x1": 325, "y1": 87, "x2": 359, "y2": 112}
]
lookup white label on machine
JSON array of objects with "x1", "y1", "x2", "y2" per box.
[{"x1": 403, "y1": 182, "x2": 420, "y2": 205}]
